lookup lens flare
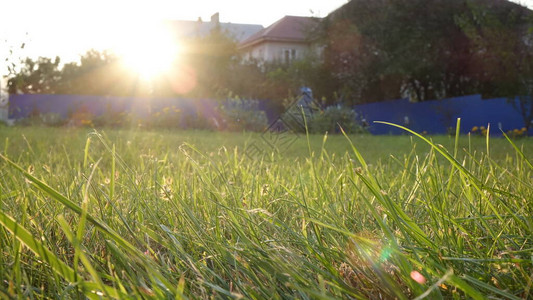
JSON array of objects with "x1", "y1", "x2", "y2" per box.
[{"x1": 410, "y1": 271, "x2": 427, "y2": 284}]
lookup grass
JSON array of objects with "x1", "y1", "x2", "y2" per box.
[{"x1": 0, "y1": 125, "x2": 532, "y2": 299}]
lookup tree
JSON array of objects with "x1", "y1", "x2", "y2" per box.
[
  {"x1": 457, "y1": 0, "x2": 533, "y2": 128},
  {"x1": 179, "y1": 26, "x2": 241, "y2": 98},
  {"x1": 457, "y1": 0, "x2": 533, "y2": 96},
  {"x1": 8, "y1": 56, "x2": 61, "y2": 94},
  {"x1": 7, "y1": 50, "x2": 147, "y2": 97},
  {"x1": 58, "y1": 50, "x2": 143, "y2": 97},
  {"x1": 319, "y1": 0, "x2": 533, "y2": 103}
]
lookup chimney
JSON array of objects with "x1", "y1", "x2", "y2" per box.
[{"x1": 210, "y1": 12, "x2": 219, "y2": 24}]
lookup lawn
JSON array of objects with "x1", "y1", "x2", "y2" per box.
[{"x1": 0, "y1": 126, "x2": 532, "y2": 299}]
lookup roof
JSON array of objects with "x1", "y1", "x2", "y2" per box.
[
  {"x1": 239, "y1": 16, "x2": 321, "y2": 49},
  {"x1": 165, "y1": 20, "x2": 264, "y2": 43}
]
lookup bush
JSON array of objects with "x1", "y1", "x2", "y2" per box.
[
  {"x1": 144, "y1": 106, "x2": 183, "y2": 129},
  {"x1": 279, "y1": 104, "x2": 365, "y2": 134},
  {"x1": 92, "y1": 104, "x2": 134, "y2": 128},
  {"x1": 219, "y1": 97, "x2": 268, "y2": 131},
  {"x1": 309, "y1": 105, "x2": 365, "y2": 134},
  {"x1": 15, "y1": 113, "x2": 66, "y2": 127}
]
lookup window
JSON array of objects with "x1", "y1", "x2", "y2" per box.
[{"x1": 282, "y1": 48, "x2": 297, "y2": 64}]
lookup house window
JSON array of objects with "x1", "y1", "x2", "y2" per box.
[{"x1": 282, "y1": 48, "x2": 297, "y2": 64}]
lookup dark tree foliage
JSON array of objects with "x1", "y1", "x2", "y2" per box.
[
  {"x1": 458, "y1": 0, "x2": 533, "y2": 97},
  {"x1": 458, "y1": 0, "x2": 533, "y2": 128},
  {"x1": 321, "y1": 0, "x2": 533, "y2": 103}
]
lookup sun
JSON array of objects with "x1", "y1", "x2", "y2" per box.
[{"x1": 115, "y1": 22, "x2": 180, "y2": 81}]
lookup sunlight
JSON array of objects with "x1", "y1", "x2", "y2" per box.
[{"x1": 115, "y1": 22, "x2": 180, "y2": 81}]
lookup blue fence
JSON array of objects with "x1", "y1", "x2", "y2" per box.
[
  {"x1": 7, "y1": 93, "x2": 533, "y2": 135},
  {"x1": 355, "y1": 95, "x2": 533, "y2": 135},
  {"x1": 8, "y1": 94, "x2": 213, "y2": 120}
]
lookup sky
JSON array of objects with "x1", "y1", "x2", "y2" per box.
[{"x1": 1, "y1": 0, "x2": 533, "y2": 78}]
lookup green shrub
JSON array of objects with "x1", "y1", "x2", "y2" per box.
[
  {"x1": 144, "y1": 106, "x2": 183, "y2": 129},
  {"x1": 92, "y1": 104, "x2": 134, "y2": 128},
  {"x1": 280, "y1": 104, "x2": 366, "y2": 134},
  {"x1": 219, "y1": 97, "x2": 268, "y2": 131},
  {"x1": 309, "y1": 105, "x2": 365, "y2": 134},
  {"x1": 15, "y1": 112, "x2": 66, "y2": 127}
]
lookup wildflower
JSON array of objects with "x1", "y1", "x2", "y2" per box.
[
  {"x1": 81, "y1": 119, "x2": 92, "y2": 126},
  {"x1": 472, "y1": 126, "x2": 478, "y2": 132}
]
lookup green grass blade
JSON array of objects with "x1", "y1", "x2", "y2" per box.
[
  {"x1": 502, "y1": 131, "x2": 533, "y2": 170},
  {"x1": 0, "y1": 210, "x2": 76, "y2": 283},
  {"x1": 0, "y1": 154, "x2": 138, "y2": 255}
]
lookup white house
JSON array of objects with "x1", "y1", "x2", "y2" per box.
[{"x1": 238, "y1": 16, "x2": 321, "y2": 64}]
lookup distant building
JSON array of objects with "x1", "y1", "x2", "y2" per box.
[
  {"x1": 239, "y1": 16, "x2": 321, "y2": 64},
  {"x1": 165, "y1": 13, "x2": 264, "y2": 43}
]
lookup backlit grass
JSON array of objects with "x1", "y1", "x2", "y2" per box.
[{"x1": 0, "y1": 125, "x2": 532, "y2": 299}]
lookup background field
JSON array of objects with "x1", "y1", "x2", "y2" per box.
[{"x1": 1, "y1": 126, "x2": 532, "y2": 299}]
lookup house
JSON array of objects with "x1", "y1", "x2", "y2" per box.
[
  {"x1": 238, "y1": 16, "x2": 321, "y2": 64},
  {"x1": 165, "y1": 13, "x2": 264, "y2": 43}
]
